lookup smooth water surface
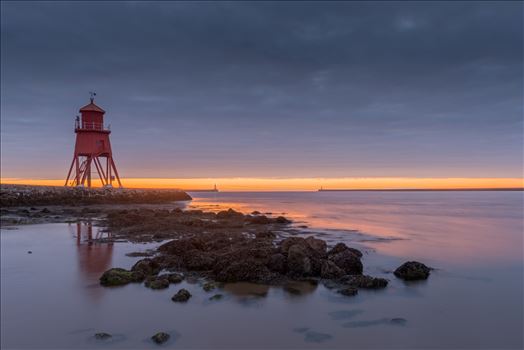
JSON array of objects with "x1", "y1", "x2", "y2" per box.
[{"x1": 1, "y1": 191, "x2": 523, "y2": 349}]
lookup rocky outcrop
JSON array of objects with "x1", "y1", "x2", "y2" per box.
[{"x1": 394, "y1": 261, "x2": 431, "y2": 280}]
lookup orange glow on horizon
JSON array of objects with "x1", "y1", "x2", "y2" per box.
[{"x1": 1, "y1": 177, "x2": 523, "y2": 191}]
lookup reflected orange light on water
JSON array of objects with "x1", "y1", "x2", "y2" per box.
[{"x1": 2, "y1": 177, "x2": 523, "y2": 191}]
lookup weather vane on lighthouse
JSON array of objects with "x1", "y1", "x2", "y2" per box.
[{"x1": 65, "y1": 93, "x2": 123, "y2": 188}]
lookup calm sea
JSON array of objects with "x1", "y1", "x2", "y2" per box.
[{"x1": 1, "y1": 191, "x2": 523, "y2": 349}]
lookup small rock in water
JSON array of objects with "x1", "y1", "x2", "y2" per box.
[
  {"x1": 151, "y1": 332, "x2": 170, "y2": 344},
  {"x1": 202, "y1": 281, "x2": 217, "y2": 292},
  {"x1": 394, "y1": 261, "x2": 431, "y2": 281},
  {"x1": 27, "y1": 251, "x2": 32, "y2": 254},
  {"x1": 171, "y1": 288, "x2": 192, "y2": 302},
  {"x1": 209, "y1": 294, "x2": 223, "y2": 301},
  {"x1": 337, "y1": 287, "x2": 358, "y2": 297},
  {"x1": 94, "y1": 332, "x2": 112, "y2": 340}
]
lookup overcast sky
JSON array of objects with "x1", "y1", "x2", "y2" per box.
[{"x1": 1, "y1": 1, "x2": 522, "y2": 179}]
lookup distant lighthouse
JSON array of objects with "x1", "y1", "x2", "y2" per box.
[{"x1": 65, "y1": 93, "x2": 122, "y2": 188}]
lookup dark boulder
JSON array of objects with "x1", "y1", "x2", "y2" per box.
[
  {"x1": 151, "y1": 332, "x2": 170, "y2": 344},
  {"x1": 280, "y1": 237, "x2": 308, "y2": 254},
  {"x1": 287, "y1": 244, "x2": 312, "y2": 276},
  {"x1": 339, "y1": 275, "x2": 388, "y2": 289},
  {"x1": 320, "y1": 260, "x2": 345, "y2": 279},
  {"x1": 131, "y1": 258, "x2": 161, "y2": 276},
  {"x1": 328, "y1": 243, "x2": 362, "y2": 258},
  {"x1": 267, "y1": 253, "x2": 287, "y2": 274},
  {"x1": 394, "y1": 261, "x2": 431, "y2": 280},
  {"x1": 171, "y1": 289, "x2": 192, "y2": 302},
  {"x1": 328, "y1": 249, "x2": 363, "y2": 275},
  {"x1": 305, "y1": 236, "x2": 327, "y2": 257}
]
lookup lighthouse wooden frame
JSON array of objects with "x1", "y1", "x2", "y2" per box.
[{"x1": 65, "y1": 95, "x2": 122, "y2": 188}]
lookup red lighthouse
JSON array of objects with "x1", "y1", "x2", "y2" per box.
[{"x1": 65, "y1": 94, "x2": 122, "y2": 188}]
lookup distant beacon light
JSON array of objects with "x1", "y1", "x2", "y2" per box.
[{"x1": 65, "y1": 94, "x2": 123, "y2": 188}]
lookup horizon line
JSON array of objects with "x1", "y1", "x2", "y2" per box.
[{"x1": 2, "y1": 177, "x2": 523, "y2": 192}]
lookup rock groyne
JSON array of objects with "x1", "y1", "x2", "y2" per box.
[{"x1": 0, "y1": 184, "x2": 192, "y2": 207}]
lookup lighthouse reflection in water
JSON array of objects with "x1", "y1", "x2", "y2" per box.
[{"x1": 70, "y1": 221, "x2": 113, "y2": 301}]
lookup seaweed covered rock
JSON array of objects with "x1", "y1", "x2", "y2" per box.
[
  {"x1": 171, "y1": 289, "x2": 192, "y2": 302},
  {"x1": 151, "y1": 332, "x2": 170, "y2": 344},
  {"x1": 145, "y1": 276, "x2": 170, "y2": 290},
  {"x1": 394, "y1": 261, "x2": 431, "y2": 281},
  {"x1": 100, "y1": 268, "x2": 142, "y2": 286},
  {"x1": 131, "y1": 258, "x2": 161, "y2": 276}
]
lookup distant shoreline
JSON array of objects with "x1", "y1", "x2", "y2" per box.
[{"x1": 318, "y1": 188, "x2": 524, "y2": 192}]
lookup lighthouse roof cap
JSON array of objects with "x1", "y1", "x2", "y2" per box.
[{"x1": 79, "y1": 102, "x2": 105, "y2": 113}]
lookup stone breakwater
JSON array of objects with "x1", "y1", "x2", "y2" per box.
[
  {"x1": 0, "y1": 184, "x2": 192, "y2": 207},
  {"x1": 100, "y1": 208, "x2": 432, "y2": 298}
]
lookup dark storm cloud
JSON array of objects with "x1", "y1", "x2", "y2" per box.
[{"x1": 1, "y1": 1, "x2": 522, "y2": 178}]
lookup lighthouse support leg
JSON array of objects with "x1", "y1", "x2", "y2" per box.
[
  {"x1": 92, "y1": 157, "x2": 106, "y2": 186},
  {"x1": 110, "y1": 157, "x2": 123, "y2": 188},
  {"x1": 65, "y1": 157, "x2": 75, "y2": 186}
]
